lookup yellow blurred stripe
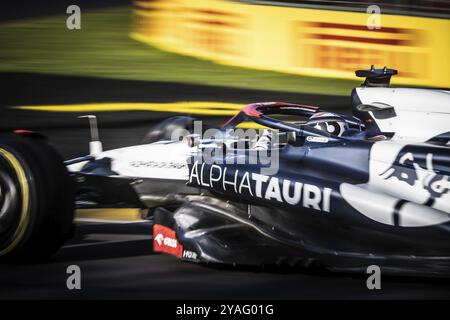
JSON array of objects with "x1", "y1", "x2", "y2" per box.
[
  {"x1": 15, "y1": 101, "x2": 243, "y2": 116},
  {"x1": 75, "y1": 208, "x2": 143, "y2": 221},
  {"x1": 236, "y1": 121, "x2": 300, "y2": 129},
  {"x1": 236, "y1": 122, "x2": 268, "y2": 129}
]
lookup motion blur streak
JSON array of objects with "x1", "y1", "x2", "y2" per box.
[
  {"x1": 15, "y1": 101, "x2": 243, "y2": 115},
  {"x1": 132, "y1": 0, "x2": 450, "y2": 87}
]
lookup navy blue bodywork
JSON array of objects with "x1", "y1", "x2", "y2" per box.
[
  {"x1": 154, "y1": 135, "x2": 450, "y2": 276},
  {"x1": 73, "y1": 68, "x2": 450, "y2": 276}
]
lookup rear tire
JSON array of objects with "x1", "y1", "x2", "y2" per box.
[{"x1": 0, "y1": 136, "x2": 74, "y2": 262}]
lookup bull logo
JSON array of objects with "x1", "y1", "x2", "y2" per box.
[{"x1": 380, "y1": 148, "x2": 450, "y2": 205}]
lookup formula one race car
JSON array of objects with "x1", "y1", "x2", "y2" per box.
[{"x1": 1, "y1": 67, "x2": 449, "y2": 277}]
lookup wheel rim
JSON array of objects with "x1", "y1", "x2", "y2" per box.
[
  {"x1": 0, "y1": 148, "x2": 30, "y2": 256},
  {"x1": 0, "y1": 170, "x2": 19, "y2": 231}
]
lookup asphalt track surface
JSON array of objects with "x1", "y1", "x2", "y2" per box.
[{"x1": 1, "y1": 72, "x2": 450, "y2": 299}]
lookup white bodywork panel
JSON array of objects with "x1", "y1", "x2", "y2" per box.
[
  {"x1": 342, "y1": 88, "x2": 450, "y2": 226},
  {"x1": 355, "y1": 87, "x2": 450, "y2": 142},
  {"x1": 102, "y1": 141, "x2": 192, "y2": 180},
  {"x1": 341, "y1": 140, "x2": 450, "y2": 227},
  {"x1": 68, "y1": 141, "x2": 193, "y2": 180},
  {"x1": 369, "y1": 141, "x2": 450, "y2": 214},
  {"x1": 340, "y1": 183, "x2": 450, "y2": 227}
]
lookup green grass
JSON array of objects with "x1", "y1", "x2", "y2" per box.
[{"x1": 0, "y1": 7, "x2": 359, "y2": 95}]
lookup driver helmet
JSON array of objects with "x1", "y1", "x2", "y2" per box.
[{"x1": 305, "y1": 112, "x2": 349, "y2": 137}]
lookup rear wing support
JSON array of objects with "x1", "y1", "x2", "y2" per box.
[{"x1": 355, "y1": 65, "x2": 398, "y2": 87}]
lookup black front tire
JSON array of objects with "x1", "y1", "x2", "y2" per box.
[{"x1": 0, "y1": 136, "x2": 74, "y2": 262}]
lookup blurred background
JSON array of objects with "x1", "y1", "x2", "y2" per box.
[{"x1": 0, "y1": 0, "x2": 449, "y2": 158}]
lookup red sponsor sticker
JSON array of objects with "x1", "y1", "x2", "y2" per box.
[{"x1": 153, "y1": 224, "x2": 183, "y2": 258}]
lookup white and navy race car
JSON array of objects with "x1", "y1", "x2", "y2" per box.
[{"x1": 1, "y1": 67, "x2": 449, "y2": 276}]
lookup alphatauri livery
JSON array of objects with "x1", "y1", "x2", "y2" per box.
[
  {"x1": 66, "y1": 66, "x2": 449, "y2": 277},
  {"x1": 1, "y1": 67, "x2": 448, "y2": 276}
]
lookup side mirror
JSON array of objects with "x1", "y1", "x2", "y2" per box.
[{"x1": 356, "y1": 103, "x2": 396, "y2": 120}]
